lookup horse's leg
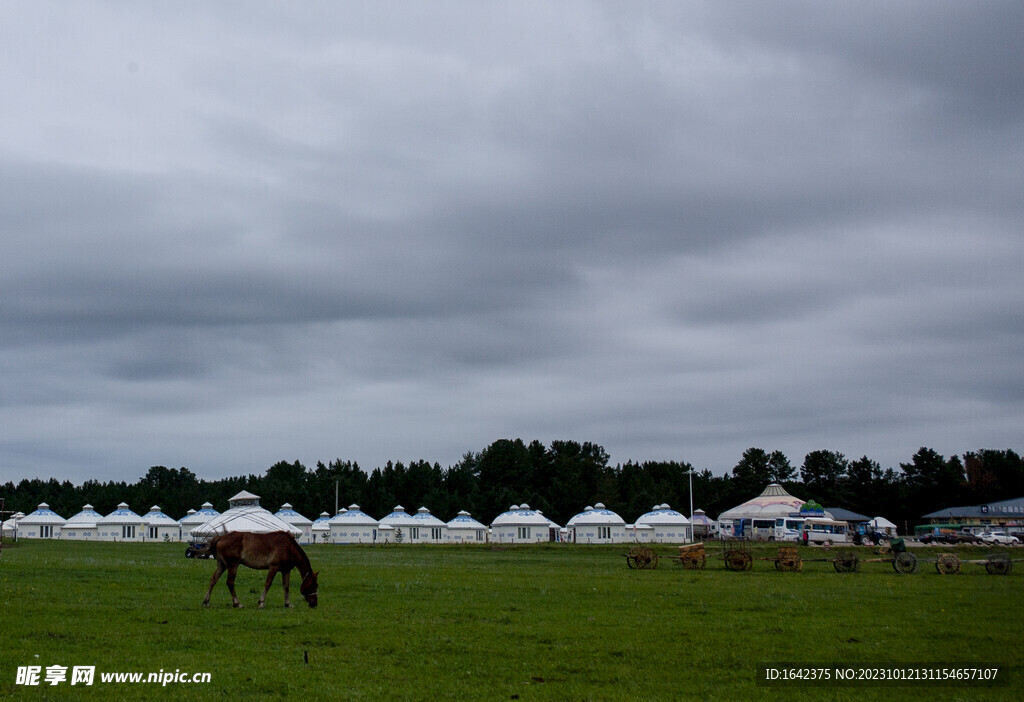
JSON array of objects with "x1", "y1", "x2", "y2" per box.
[
  {"x1": 202, "y1": 562, "x2": 225, "y2": 607},
  {"x1": 257, "y1": 565, "x2": 279, "y2": 609},
  {"x1": 282, "y1": 570, "x2": 291, "y2": 608},
  {"x1": 226, "y1": 563, "x2": 243, "y2": 608}
]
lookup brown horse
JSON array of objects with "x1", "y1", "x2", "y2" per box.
[{"x1": 201, "y1": 531, "x2": 319, "y2": 609}]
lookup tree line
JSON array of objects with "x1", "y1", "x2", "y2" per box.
[{"x1": 3, "y1": 441, "x2": 1022, "y2": 534}]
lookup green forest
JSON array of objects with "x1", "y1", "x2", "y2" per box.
[{"x1": 3, "y1": 441, "x2": 1022, "y2": 533}]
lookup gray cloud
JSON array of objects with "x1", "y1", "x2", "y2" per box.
[{"x1": 1, "y1": 1, "x2": 1021, "y2": 484}]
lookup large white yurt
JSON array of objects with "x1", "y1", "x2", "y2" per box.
[
  {"x1": 329, "y1": 504, "x2": 378, "y2": 544},
  {"x1": 16, "y1": 503, "x2": 65, "y2": 539},
  {"x1": 2, "y1": 512, "x2": 25, "y2": 539},
  {"x1": 309, "y1": 511, "x2": 331, "y2": 543},
  {"x1": 143, "y1": 506, "x2": 181, "y2": 542},
  {"x1": 190, "y1": 491, "x2": 302, "y2": 539},
  {"x1": 178, "y1": 502, "x2": 221, "y2": 537},
  {"x1": 566, "y1": 503, "x2": 627, "y2": 544},
  {"x1": 717, "y1": 484, "x2": 831, "y2": 539},
  {"x1": 98, "y1": 503, "x2": 146, "y2": 542},
  {"x1": 633, "y1": 504, "x2": 692, "y2": 543},
  {"x1": 490, "y1": 504, "x2": 555, "y2": 543},
  {"x1": 274, "y1": 503, "x2": 314, "y2": 544},
  {"x1": 62, "y1": 504, "x2": 104, "y2": 540},
  {"x1": 409, "y1": 506, "x2": 446, "y2": 543},
  {"x1": 446, "y1": 510, "x2": 487, "y2": 544},
  {"x1": 378, "y1": 505, "x2": 419, "y2": 544}
]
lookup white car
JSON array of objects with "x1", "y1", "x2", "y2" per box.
[{"x1": 979, "y1": 531, "x2": 1020, "y2": 545}]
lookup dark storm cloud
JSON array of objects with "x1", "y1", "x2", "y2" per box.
[{"x1": 0, "y1": 1, "x2": 1021, "y2": 483}]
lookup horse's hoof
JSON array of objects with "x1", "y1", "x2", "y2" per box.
[
  {"x1": 202, "y1": 601, "x2": 209, "y2": 608},
  {"x1": 257, "y1": 603, "x2": 265, "y2": 610},
  {"x1": 284, "y1": 603, "x2": 292, "y2": 608},
  {"x1": 233, "y1": 603, "x2": 243, "y2": 608}
]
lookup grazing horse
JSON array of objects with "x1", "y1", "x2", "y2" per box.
[{"x1": 202, "y1": 531, "x2": 319, "y2": 609}]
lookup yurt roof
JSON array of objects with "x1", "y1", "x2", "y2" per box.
[
  {"x1": 690, "y1": 509, "x2": 715, "y2": 525},
  {"x1": 274, "y1": 503, "x2": 313, "y2": 526},
  {"x1": 410, "y1": 506, "x2": 446, "y2": 527},
  {"x1": 328, "y1": 504, "x2": 378, "y2": 526},
  {"x1": 490, "y1": 504, "x2": 554, "y2": 528},
  {"x1": 190, "y1": 505, "x2": 302, "y2": 537},
  {"x1": 447, "y1": 510, "x2": 487, "y2": 530},
  {"x1": 311, "y1": 512, "x2": 332, "y2": 531},
  {"x1": 379, "y1": 505, "x2": 419, "y2": 527},
  {"x1": 870, "y1": 516, "x2": 898, "y2": 530},
  {"x1": 143, "y1": 506, "x2": 180, "y2": 526},
  {"x1": 227, "y1": 490, "x2": 261, "y2": 506},
  {"x1": 65, "y1": 505, "x2": 103, "y2": 528},
  {"x1": 717, "y1": 484, "x2": 825, "y2": 521},
  {"x1": 566, "y1": 503, "x2": 626, "y2": 527},
  {"x1": 635, "y1": 504, "x2": 691, "y2": 526},
  {"x1": 18, "y1": 503, "x2": 67, "y2": 525},
  {"x1": 179, "y1": 505, "x2": 221, "y2": 527},
  {"x1": 98, "y1": 503, "x2": 145, "y2": 525}
]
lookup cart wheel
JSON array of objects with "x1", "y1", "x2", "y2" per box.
[
  {"x1": 725, "y1": 550, "x2": 752, "y2": 571},
  {"x1": 679, "y1": 554, "x2": 706, "y2": 570},
  {"x1": 626, "y1": 546, "x2": 658, "y2": 570},
  {"x1": 833, "y1": 552, "x2": 860, "y2": 573},
  {"x1": 893, "y1": 551, "x2": 918, "y2": 574},
  {"x1": 935, "y1": 553, "x2": 960, "y2": 575},
  {"x1": 985, "y1": 555, "x2": 1012, "y2": 575}
]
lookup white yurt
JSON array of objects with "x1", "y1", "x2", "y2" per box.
[
  {"x1": 378, "y1": 505, "x2": 419, "y2": 543},
  {"x1": 490, "y1": 504, "x2": 555, "y2": 543},
  {"x1": 634, "y1": 504, "x2": 692, "y2": 543},
  {"x1": 446, "y1": 510, "x2": 487, "y2": 544},
  {"x1": 16, "y1": 504, "x2": 65, "y2": 539},
  {"x1": 329, "y1": 504, "x2": 379, "y2": 544},
  {"x1": 409, "y1": 506, "x2": 446, "y2": 543},
  {"x1": 143, "y1": 506, "x2": 181, "y2": 542},
  {"x1": 311, "y1": 511, "x2": 332, "y2": 543},
  {"x1": 62, "y1": 504, "x2": 104, "y2": 540},
  {"x1": 178, "y1": 502, "x2": 221, "y2": 537},
  {"x1": 274, "y1": 503, "x2": 314, "y2": 544},
  {"x1": 717, "y1": 484, "x2": 831, "y2": 539},
  {"x1": 98, "y1": 503, "x2": 146, "y2": 542},
  {"x1": 190, "y1": 491, "x2": 302, "y2": 539},
  {"x1": 2, "y1": 512, "x2": 25, "y2": 539},
  {"x1": 566, "y1": 503, "x2": 627, "y2": 544}
]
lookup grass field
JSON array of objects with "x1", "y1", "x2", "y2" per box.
[{"x1": 0, "y1": 539, "x2": 1021, "y2": 701}]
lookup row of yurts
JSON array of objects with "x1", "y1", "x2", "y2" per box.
[
  {"x1": 2, "y1": 486, "x2": 766, "y2": 544},
  {"x1": 6, "y1": 484, "x2": 819, "y2": 545}
]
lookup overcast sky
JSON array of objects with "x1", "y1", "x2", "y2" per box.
[{"x1": 2, "y1": 1, "x2": 1022, "y2": 485}]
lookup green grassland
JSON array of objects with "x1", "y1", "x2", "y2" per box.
[{"x1": 0, "y1": 540, "x2": 1021, "y2": 701}]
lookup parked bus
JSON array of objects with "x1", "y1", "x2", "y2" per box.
[{"x1": 802, "y1": 517, "x2": 849, "y2": 544}]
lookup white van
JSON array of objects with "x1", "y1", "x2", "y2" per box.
[{"x1": 802, "y1": 517, "x2": 849, "y2": 545}]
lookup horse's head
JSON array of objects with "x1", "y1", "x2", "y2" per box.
[{"x1": 300, "y1": 570, "x2": 319, "y2": 608}]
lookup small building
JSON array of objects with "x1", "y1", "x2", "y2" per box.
[
  {"x1": 2, "y1": 512, "x2": 25, "y2": 539},
  {"x1": 566, "y1": 503, "x2": 627, "y2": 544},
  {"x1": 98, "y1": 503, "x2": 146, "y2": 542},
  {"x1": 178, "y1": 502, "x2": 221, "y2": 538},
  {"x1": 920, "y1": 496, "x2": 1024, "y2": 534},
  {"x1": 634, "y1": 504, "x2": 692, "y2": 543},
  {"x1": 690, "y1": 508, "x2": 716, "y2": 539},
  {"x1": 378, "y1": 505, "x2": 418, "y2": 543},
  {"x1": 329, "y1": 504, "x2": 379, "y2": 544},
  {"x1": 825, "y1": 507, "x2": 871, "y2": 536},
  {"x1": 16, "y1": 503, "x2": 65, "y2": 539},
  {"x1": 61, "y1": 504, "x2": 103, "y2": 541},
  {"x1": 190, "y1": 491, "x2": 302, "y2": 539},
  {"x1": 410, "y1": 506, "x2": 446, "y2": 543},
  {"x1": 446, "y1": 510, "x2": 488, "y2": 544},
  {"x1": 274, "y1": 503, "x2": 314, "y2": 544},
  {"x1": 143, "y1": 506, "x2": 181, "y2": 542},
  {"x1": 490, "y1": 504, "x2": 556, "y2": 543},
  {"x1": 624, "y1": 522, "x2": 654, "y2": 543},
  {"x1": 868, "y1": 516, "x2": 899, "y2": 536},
  {"x1": 311, "y1": 511, "x2": 332, "y2": 544}
]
